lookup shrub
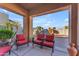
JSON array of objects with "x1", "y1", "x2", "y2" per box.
[{"x1": 0, "y1": 29, "x2": 14, "y2": 41}]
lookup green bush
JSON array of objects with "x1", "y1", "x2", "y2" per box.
[{"x1": 0, "y1": 30, "x2": 14, "y2": 41}]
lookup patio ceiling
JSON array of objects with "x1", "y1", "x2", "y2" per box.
[{"x1": 16, "y1": 3, "x2": 70, "y2": 16}]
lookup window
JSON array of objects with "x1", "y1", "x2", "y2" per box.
[{"x1": 33, "y1": 10, "x2": 69, "y2": 36}]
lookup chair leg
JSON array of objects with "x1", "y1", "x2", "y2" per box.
[
  {"x1": 9, "y1": 50, "x2": 11, "y2": 55},
  {"x1": 16, "y1": 45, "x2": 18, "y2": 50},
  {"x1": 51, "y1": 47, "x2": 54, "y2": 56},
  {"x1": 27, "y1": 43, "x2": 29, "y2": 47},
  {"x1": 40, "y1": 45, "x2": 43, "y2": 48},
  {"x1": 32, "y1": 42, "x2": 35, "y2": 48}
]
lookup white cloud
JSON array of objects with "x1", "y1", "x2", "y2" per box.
[
  {"x1": 2, "y1": 9, "x2": 8, "y2": 13},
  {"x1": 64, "y1": 18, "x2": 69, "y2": 26},
  {"x1": 33, "y1": 18, "x2": 40, "y2": 23},
  {"x1": 65, "y1": 18, "x2": 69, "y2": 22},
  {"x1": 42, "y1": 21, "x2": 53, "y2": 29},
  {"x1": 65, "y1": 22, "x2": 69, "y2": 26}
]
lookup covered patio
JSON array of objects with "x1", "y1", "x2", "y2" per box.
[
  {"x1": 4, "y1": 38, "x2": 68, "y2": 56},
  {"x1": 0, "y1": 3, "x2": 78, "y2": 56}
]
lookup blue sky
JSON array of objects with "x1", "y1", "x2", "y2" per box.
[
  {"x1": 0, "y1": 8, "x2": 69, "y2": 29},
  {"x1": 0, "y1": 8, "x2": 23, "y2": 27},
  {"x1": 33, "y1": 10, "x2": 69, "y2": 29}
]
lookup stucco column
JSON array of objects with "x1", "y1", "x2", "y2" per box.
[
  {"x1": 69, "y1": 4, "x2": 78, "y2": 49},
  {"x1": 23, "y1": 13, "x2": 30, "y2": 39},
  {"x1": 29, "y1": 16, "x2": 33, "y2": 36},
  {"x1": 77, "y1": 4, "x2": 79, "y2": 55}
]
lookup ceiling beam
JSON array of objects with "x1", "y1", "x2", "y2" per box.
[
  {"x1": 31, "y1": 5, "x2": 70, "y2": 17},
  {"x1": 0, "y1": 3, "x2": 29, "y2": 16}
]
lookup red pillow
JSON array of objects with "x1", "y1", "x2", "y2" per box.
[
  {"x1": 46, "y1": 34, "x2": 54, "y2": 42},
  {"x1": 16, "y1": 34, "x2": 25, "y2": 41},
  {"x1": 37, "y1": 34, "x2": 45, "y2": 40}
]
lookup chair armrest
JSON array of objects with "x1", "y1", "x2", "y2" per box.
[
  {"x1": 52, "y1": 40, "x2": 55, "y2": 43},
  {"x1": 32, "y1": 37, "x2": 34, "y2": 42}
]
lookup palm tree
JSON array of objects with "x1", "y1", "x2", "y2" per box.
[
  {"x1": 48, "y1": 27, "x2": 53, "y2": 35},
  {"x1": 12, "y1": 22, "x2": 19, "y2": 32},
  {"x1": 64, "y1": 26, "x2": 68, "y2": 35},
  {"x1": 36, "y1": 26, "x2": 44, "y2": 34},
  {"x1": 48, "y1": 27, "x2": 59, "y2": 35},
  {"x1": 5, "y1": 21, "x2": 19, "y2": 31},
  {"x1": 53, "y1": 27, "x2": 59, "y2": 34},
  {"x1": 64, "y1": 26, "x2": 68, "y2": 29},
  {"x1": 6, "y1": 22, "x2": 13, "y2": 30},
  {"x1": 37, "y1": 26, "x2": 43, "y2": 31}
]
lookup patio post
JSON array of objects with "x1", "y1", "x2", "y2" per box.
[
  {"x1": 69, "y1": 4, "x2": 78, "y2": 55},
  {"x1": 29, "y1": 16, "x2": 33, "y2": 38},
  {"x1": 23, "y1": 13, "x2": 30, "y2": 40},
  {"x1": 70, "y1": 4, "x2": 78, "y2": 48}
]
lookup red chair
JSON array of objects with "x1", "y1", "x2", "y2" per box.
[
  {"x1": 43, "y1": 34, "x2": 55, "y2": 55},
  {"x1": 16, "y1": 34, "x2": 29, "y2": 49},
  {"x1": 32, "y1": 34, "x2": 55, "y2": 55},
  {"x1": 32, "y1": 34, "x2": 45, "y2": 47},
  {"x1": 43, "y1": 34, "x2": 54, "y2": 47},
  {"x1": 0, "y1": 38, "x2": 15, "y2": 56},
  {"x1": 0, "y1": 45, "x2": 12, "y2": 56}
]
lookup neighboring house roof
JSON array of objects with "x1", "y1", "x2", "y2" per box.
[
  {"x1": 9, "y1": 19, "x2": 16, "y2": 23},
  {"x1": 0, "y1": 13, "x2": 17, "y2": 25},
  {"x1": 0, "y1": 13, "x2": 9, "y2": 18}
]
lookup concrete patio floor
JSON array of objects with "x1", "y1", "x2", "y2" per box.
[{"x1": 5, "y1": 37, "x2": 69, "y2": 56}]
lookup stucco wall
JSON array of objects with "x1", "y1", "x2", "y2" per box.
[
  {"x1": 0, "y1": 13, "x2": 9, "y2": 25},
  {"x1": 77, "y1": 4, "x2": 79, "y2": 49}
]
